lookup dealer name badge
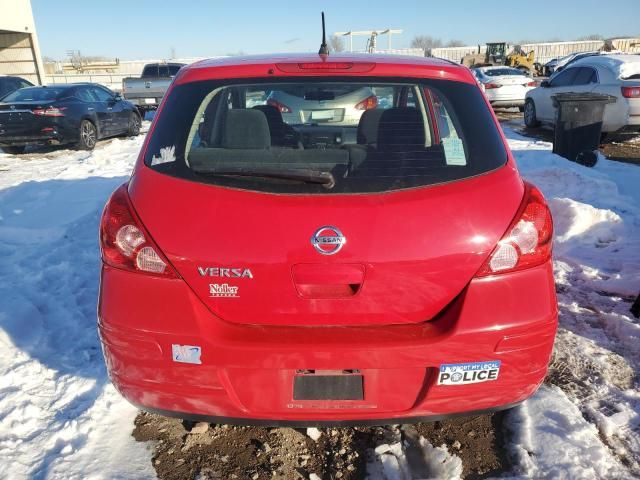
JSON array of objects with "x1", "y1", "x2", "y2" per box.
[
  {"x1": 437, "y1": 360, "x2": 501, "y2": 385},
  {"x1": 209, "y1": 283, "x2": 239, "y2": 297}
]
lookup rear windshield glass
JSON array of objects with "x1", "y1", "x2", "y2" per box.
[
  {"x1": 1, "y1": 87, "x2": 67, "y2": 102},
  {"x1": 481, "y1": 68, "x2": 523, "y2": 77},
  {"x1": 142, "y1": 64, "x2": 183, "y2": 77},
  {"x1": 145, "y1": 77, "x2": 506, "y2": 194}
]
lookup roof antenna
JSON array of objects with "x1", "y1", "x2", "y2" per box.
[{"x1": 318, "y1": 12, "x2": 329, "y2": 55}]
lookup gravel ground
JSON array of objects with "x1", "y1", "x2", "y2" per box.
[{"x1": 132, "y1": 411, "x2": 509, "y2": 480}]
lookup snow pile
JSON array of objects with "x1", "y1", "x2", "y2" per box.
[
  {"x1": 506, "y1": 386, "x2": 628, "y2": 479},
  {"x1": 509, "y1": 129, "x2": 640, "y2": 298},
  {"x1": 615, "y1": 56, "x2": 640, "y2": 80},
  {"x1": 506, "y1": 127, "x2": 640, "y2": 477},
  {"x1": 368, "y1": 436, "x2": 462, "y2": 480},
  {"x1": 0, "y1": 135, "x2": 155, "y2": 479}
]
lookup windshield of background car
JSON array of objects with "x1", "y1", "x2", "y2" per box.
[
  {"x1": 144, "y1": 77, "x2": 507, "y2": 194},
  {"x1": 1, "y1": 87, "x2": 67, "y2": 102}
]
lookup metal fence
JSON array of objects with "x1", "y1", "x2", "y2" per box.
[{"x1": 44, "y1": 73, "x2": 128, "y2": 91}]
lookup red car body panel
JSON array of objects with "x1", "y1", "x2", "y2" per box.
[
  {"x1": 127, "y1": 163, "x2": 523, "y2": 327},
  {"x1": 99, "y1": 53, "x2": 558, "y2": 424},
  {"x1": 99, "y1": 261, "x2": 556, "y2": 422}
]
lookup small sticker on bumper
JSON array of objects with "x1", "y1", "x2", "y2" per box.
[
  {"x1": 437, "y1": 361, "x2": 501, "y2": 385},
  {"x1": 172, "y1": 344, "x2": 202, "y2": 365}
]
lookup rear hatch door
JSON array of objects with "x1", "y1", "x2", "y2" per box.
[{"x1": 130, "y1": 166, "x2": 523, "y2": 326}]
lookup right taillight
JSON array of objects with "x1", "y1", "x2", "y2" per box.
[
  {"x1": 100, "y1": 184, "x2": 178, "y2": 278},
  {"x1": 267, "y1": 99, "x2": 292, "y2": 113},
  {"x1": 355, "y1": 95, "x2": 379, "y2": 110},
  {"x1": 476, "y1": 182, "x2": 553, "y2": 277},
  {"x1": 621, "y1": 86, "x2": 640, "y2": 98}
]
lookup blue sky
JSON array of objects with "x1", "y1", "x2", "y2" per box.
[{"x1": 32, "y1": 0, "x2": 640, "y2": 60}]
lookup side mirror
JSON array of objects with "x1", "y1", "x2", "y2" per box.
[
  {"x1": 540, "y1": 80, "x2": 550, "y2": 88},
  {"x1": 114, "y1": 92, "x2": 123, "y2": 101}
]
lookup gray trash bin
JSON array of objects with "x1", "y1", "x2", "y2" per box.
[{"x1": 551, "y1": 93, "x2": 616, "y2": 167}]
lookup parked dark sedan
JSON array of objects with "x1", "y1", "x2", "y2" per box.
[
  {"x1": 0, "y1": 83, "x2": 141, "y2": 154},
  {"x1": 0, "y1": 75, "x2": 34, "y2": 99}
]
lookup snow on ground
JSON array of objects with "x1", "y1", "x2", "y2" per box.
[
  {"x1": 0, "y1": 131, "x2": 155, "y2": 479},
  {"x1": 0, "y1": 124, "x2": 638, "y2": 479},
  {"x1": 504, "y1": 127, "x2": 640, "y2": 479}
]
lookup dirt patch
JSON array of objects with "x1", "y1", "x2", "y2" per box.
[
  {"x1": 413, "y1": 413, "x2": 508, "y2": 479},
  {"x1": 600, "y1": 137, "x2": 640, "y2": 165},
  {"x1": 133, "y1": 411, "x2": 509, "y2": 479},
  {"x1": 133, "y1": 412, "x2": 369, "y2": 480}
]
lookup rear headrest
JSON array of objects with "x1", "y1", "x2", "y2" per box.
[
  {"x1": 377, "y1": 108, "x2": 426, "y2": 152},
  {"x1": 357, "y1": 109, "x2": 384, "y2": 145},
  {"x1": 252, "y1": 104, "x2": 284, "y2": 126},
  {"x1": 223, "y1": 109, "x2": 270, "y2": 149}
]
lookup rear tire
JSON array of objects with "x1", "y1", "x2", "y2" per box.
[
  {"x1": 2, "y1": 145, "x2": 26, "y2": 155},
  {"x1": 78, "y1": 119, "x2": 97, "y2": 150},
  {"x1": 518, "y1": 105, "x2": 525, "y2": 112},
  {"x1": 127, "y1": 112, "x2": 142, "y2": 137},
  {"x1": 524, "y1": 100, "x2": 539, "y2": 128}
]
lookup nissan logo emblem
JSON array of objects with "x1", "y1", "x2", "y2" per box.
[{"x1": 311, "y1": 226, "x2": 346, "y2": 255}]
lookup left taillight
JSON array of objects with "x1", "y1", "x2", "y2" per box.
[
  {"x1": 100, "y1": 184, "x2": 178, "y2": 278},
  {"x1": 475, "y1": 182, "x2": 553, "y2": 277},
  {"x1": 355, "y1": 95, "x2": 378, "y2": 110},
  {"x1": 32, "y1": 106, "x2": 66, "y2": 117}
]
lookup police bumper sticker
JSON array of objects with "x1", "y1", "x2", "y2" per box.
[{"x1": 438, "y1": 361, "x2": 501, "y2": 385}]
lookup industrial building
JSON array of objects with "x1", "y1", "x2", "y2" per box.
[{"x1": 0, "y1": 0, "x2": 45, "y2": 85}]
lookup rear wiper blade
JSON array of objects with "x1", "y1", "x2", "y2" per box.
[{"x1": 193, "y1": 167, "x2": 335, "y2": 188}]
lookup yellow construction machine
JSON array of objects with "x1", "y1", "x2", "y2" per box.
[{"x1": 462, "y1": 42, "x2": 540, "y2": 75}]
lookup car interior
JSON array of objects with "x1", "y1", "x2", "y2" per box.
[{"x1": 185, "y1": 82, "x2": 467, "y2": 185}]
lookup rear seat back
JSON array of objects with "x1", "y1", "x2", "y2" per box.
[
  {"x1": 190, "y1": 109, "x2": 349, "y2": 172},
  {"x1": 221, "y1": 109, "x2": 271, "y2": 149},
  {"x1": 357, "y1": 109, "x2": 385, "y2": 146},
  {"x1": 351, "y1": 107, "x2": 446, "y2": 176},
  {"x1": 377, "y1": 107, "x2": 426, "y2": 153}
]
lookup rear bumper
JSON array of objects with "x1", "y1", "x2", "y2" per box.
[
  {"x1": 130, "y1": 400, "x2": 524, "y2": 427},
  {"x1": 125, "y1": 97, "x2": 160, "y2": 108},
  {"x1": 0, "y1": 133, "x2": 64, "y2": 146},
  {"x1": 489, "y1": 99, "x2": 525, "y2": 108},
  {"x1": 0, "y1": 121, "x2": 75, "y2": 146},
  {"x1": 98, "y1": 262, "x2": 558, "y2": 424}
]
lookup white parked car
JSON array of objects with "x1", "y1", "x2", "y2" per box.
[
  {"x1": 545, "y1": 51, "x2": 600, "y2": 76},
  {"x1": 524, "y1": 55, "x2": 640, "y2": 134},
  {"x1": 471, "y1": 67, "x2": 536, "y2": 110}
]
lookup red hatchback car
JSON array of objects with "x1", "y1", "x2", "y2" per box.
[{"x1": 98, "y1": 53, "x2": 557, "y2": 425}]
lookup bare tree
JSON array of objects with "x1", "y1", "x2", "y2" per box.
[
  {"x1": 329, "y1": 35, "x2": 345, "y2": 53},
  {"x1": 445, "y1": 39, "x2": 465, "y2": 48},
  {"x1": 410, "y1": 35, "x2": 442, "y2": 56},
  {"x1": 577, "y1": 34, "x2": 604, "y2": 41}
]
